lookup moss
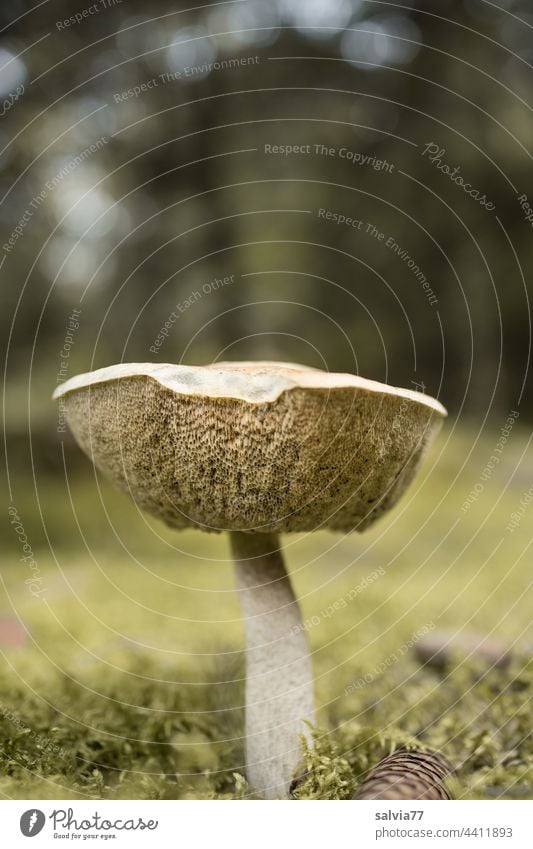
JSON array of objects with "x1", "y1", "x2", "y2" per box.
[
  {"x1": 1, "y1": 425, "x2": 532, "y2": 799},
  {"x1": 0, "y1": 653, "x2": 531, "y2": 799}
]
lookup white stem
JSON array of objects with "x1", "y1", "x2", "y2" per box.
[{"x1": 231, "y1": 532, "x2": 315, "y2": 799}]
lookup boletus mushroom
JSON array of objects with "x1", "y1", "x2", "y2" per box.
[{"x1": 53, "y1": 361, "x2": 446, "y2": 798}]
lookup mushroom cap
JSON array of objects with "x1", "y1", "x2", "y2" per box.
[{"x1": 53, "y1": 361, "x2": 446, "y2": 534}]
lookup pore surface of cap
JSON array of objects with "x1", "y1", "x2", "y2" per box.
[{"x1": 54, "y1": 361, "x2": 446, "y2": 533}]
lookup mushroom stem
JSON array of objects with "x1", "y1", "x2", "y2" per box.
[{"x1": 231, "y1": 531, "x2": 315, "y2": 799}]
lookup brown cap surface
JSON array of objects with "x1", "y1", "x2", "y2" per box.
[{"x1": 53, "y1": 361, "x2": 446, "y2": 534}]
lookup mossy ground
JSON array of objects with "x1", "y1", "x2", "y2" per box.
[{"x1": 1, "y1": 424, "x2": 532, "y2": 799}]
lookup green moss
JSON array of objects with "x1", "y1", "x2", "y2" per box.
[
  {"x1": 1, "y1": 425, "x2": 532, "y2": 799},
  {"x1": 0, "y1": 653, "x2": 531, "y2": 799}
]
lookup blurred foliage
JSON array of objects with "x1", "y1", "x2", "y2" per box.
[
  {"x1": 1, "y1": 0, "x2": 533, "y2": 480},
  {"x1": 1, "y1": 0, "x2": 532, "y2": 802}
]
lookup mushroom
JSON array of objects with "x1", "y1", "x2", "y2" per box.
[{"x1": 53, "y1": 361, "x2": 446, "y2": 798}]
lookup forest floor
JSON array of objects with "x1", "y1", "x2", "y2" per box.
[{"x1": 1, "y1": 423, "x2": 532, "y2": 799}]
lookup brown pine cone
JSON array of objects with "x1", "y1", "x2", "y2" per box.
[
  {"x1": 415, "y1": 630, "x2": 511, "y2": 671},
  {"x1": 352, "y1": 749, "x2": 454, "y2": 800}
]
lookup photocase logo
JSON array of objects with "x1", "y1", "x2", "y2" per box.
[{"x1": 20, "y1": 809, "x2": 46, "y2": 837}]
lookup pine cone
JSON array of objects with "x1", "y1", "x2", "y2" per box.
[{"x1": 352, "y1": 749, "x2": 454, "y2": 800}]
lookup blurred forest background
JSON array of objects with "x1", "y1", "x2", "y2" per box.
[
  {"x1": 1, "y1": 0, "x2": 533, "y2": 800},
  {"x1": 2, "y1": 0, "x2": 532, "y2": 481}
]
